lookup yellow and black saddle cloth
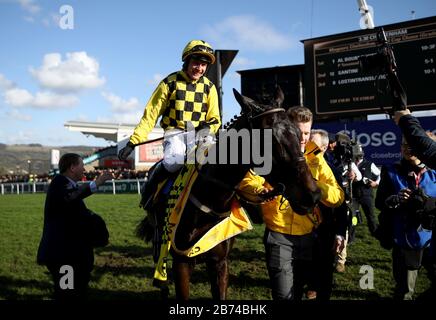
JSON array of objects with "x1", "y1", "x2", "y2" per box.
[{"x1": 151, "y1": 159, "x2": 253, "y2": 288}]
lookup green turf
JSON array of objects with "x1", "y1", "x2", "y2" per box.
[{"x1": 0, "y1": 194, "x2": 432, "y2": 300}]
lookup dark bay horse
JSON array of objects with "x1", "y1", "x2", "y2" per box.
[{"x1": 137, "y1": 87, "x2": 321, "y2": 300}]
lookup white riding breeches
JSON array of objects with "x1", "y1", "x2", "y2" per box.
[{"x1": 162, "y1": 129, "x2": 195, "y2": 173}]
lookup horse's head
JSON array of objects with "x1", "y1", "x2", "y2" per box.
[{"x1": 232, "y1": 87, "x2": 321, "y2": 214}]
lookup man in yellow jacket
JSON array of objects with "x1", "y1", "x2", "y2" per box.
[{"x1": 239, "y1": 106, "x2": 344, "y2": 300}]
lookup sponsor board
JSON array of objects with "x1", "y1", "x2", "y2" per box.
[{"x1": 315, "y1": 116, "x2": 435, "y2": 166}]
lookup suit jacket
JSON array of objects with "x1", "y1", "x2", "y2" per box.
[
  {"x1": 37, "y1": 174, "x2": 95, "y2": 270},
  {"x1": 323, "y1": 155, "x2": 348, "y2": 238}
]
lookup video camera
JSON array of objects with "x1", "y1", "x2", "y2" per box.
[
  {"x1": 358, "y1": 27, "x2": 407, "y2": 113},
  {"x1": 334, "y1": 133, "x2": 362, "y2": 165},
  {"x1": 401, "y1": 188, "x2": 436, "y2": 230},
  {"x1": 359, "y1": 28, "x2": 397, "y2": 74},
  {"x1": 405, "y1": 176, "x2": 436, "y2": 230}
]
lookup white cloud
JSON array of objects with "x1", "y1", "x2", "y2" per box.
[
  {"x1": 3, "y1": 88, "x2": 33, "y2": 106},
  {"x1": 41, "y1": 18, "x2": 49, "y2": 26},
  {"x1": 0, "y1": 74, "x2": 15, "y2": 90},
  {"x1": 233, "y1": 56, "x2": 256, "y2": 67},
  {"x1": 29, "y1": 52, "x2": 106, "y2": 92},
  {"x1": 97, "y1": 111, "x2": 143, "y2": 125},
  {"x1": 99, "y1": 91, "x2": 143, "y2": 124},
  {"x1": 23, "y1": 16, "x2": 35, "y2": 23},
  {"x1": 7, "y1": 109, "x2": 32, "y2": 121},
  {"x1": 74, "y1": 114, "x2": 90, "y2": 122},
  {"x1": 4, "y1": 88, "x2": 78, "y2": 109},
  {"x1": 51, "y1": 12, "x2": 60, "y2": 26},
  {"x1": 17, "y1": 0, "x2": 40, "y2": 15},
  {"x1": 41, "y1": 13, "x2": 60, "y2": 27},
  {"x1": 147, "y1": 73, "x2": 164, "y2": 86},
  {"x1": 0, "y1": 73, "x2": 79, "y2": 109},
  {"x1": 204, "y1": 15, "x2": 293, "y2": 52},
  {"x1": 101, "y1": 92, "x2": 142, "y2": 113},
  {"x1": 32, "y1": 91, "x2": 78, "y2": 109}
]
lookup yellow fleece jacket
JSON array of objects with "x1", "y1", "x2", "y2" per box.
[{"x1": 239, "y1": 141, "x2": 344, "y2": 235}]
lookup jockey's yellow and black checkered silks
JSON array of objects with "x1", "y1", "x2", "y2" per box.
[{"x1": 129, "y1": 71, "x2": 220, "y2": 145}]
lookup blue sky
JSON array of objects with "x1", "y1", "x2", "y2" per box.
[{"x1": 0, "y1": 0, "x2": 435, "y2": 146}]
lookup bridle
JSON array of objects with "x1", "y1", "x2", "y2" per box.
[
  {"x1": 250, "y1": 107, "x2": 286, "y2": 120},
  {"x1": 189, "y1": 107, "x2": 290, "y2": 216},
  {"x1": 250, "y1": 107, "x2": 306, "y2": 164}
]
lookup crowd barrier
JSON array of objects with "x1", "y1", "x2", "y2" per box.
[{"x1": 0, "y1": 179, "x2": 147, "y2": 195}]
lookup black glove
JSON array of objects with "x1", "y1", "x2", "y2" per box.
[
  {"x1": 118, "y1": 142, "x2": 135, "y2": 160},
  {"x1": 195, "y1": 122, "x2": 211, "y2": 143},
  {"x1": 385, "y1": 195, "x2": 400, "y2": 209}
]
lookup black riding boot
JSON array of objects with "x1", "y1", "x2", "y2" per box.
[{"x1": 140, "y1": 161, "x2": 170, "y2": 209}]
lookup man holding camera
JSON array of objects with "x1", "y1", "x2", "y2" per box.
[
  {"x1": 329, "y1": 133, "x2": 363, "y2": 273},
  {"x1": 375, "y1": 134, "x2": 435, "y2": 300}
]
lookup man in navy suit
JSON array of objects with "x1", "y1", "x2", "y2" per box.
[{"x1": 37, "y1": 153, "x2": 112, "y2": 300}]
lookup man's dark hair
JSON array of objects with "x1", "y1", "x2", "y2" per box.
[{"x1": 59, "y1": 153, "x2": 81, "y2": 174}]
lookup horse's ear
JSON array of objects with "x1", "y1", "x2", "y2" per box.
[
  {"x1": 233, "y1": 88, "x2": 252, "y2": 114},
  {"x1": 274, "y1": 86, "x2": 285, "y2": 107}
]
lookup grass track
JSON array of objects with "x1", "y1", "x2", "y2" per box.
[{"x1": 0, "y1": 194, "x2": 432, "y2": 300}]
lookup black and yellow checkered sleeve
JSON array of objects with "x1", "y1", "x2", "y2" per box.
[{"x1": 205, "y1": 83, "x2": 220, "y2": 134}]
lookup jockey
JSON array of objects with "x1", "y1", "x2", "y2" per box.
[{"x1": 118, "y1": 40, "x2": 221, "y2": 204}]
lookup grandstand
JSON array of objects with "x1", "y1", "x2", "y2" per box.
[{"x1": 64, "y1": 121, "x2": 164, "y2": 171}]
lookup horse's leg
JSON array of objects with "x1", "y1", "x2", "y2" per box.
[
  {"x1": 173, "y1": 254, "x2": 194, "y2": 300},
  {"x1": 206, "y1": 238, "x2": 234, "y2": 300},
  {"x1": 206, "y1": 256, "x2": 229, "y2": 300}
]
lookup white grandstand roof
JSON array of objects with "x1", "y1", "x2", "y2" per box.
[{"x1": 64, "y1": 121, "x2": 163, "y2": 143}]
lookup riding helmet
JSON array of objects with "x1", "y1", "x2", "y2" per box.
[{"x1": 182, "y1": 40, "x2": 215, "y2": 64}]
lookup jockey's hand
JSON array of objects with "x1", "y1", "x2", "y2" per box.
[
  {"x1": 118, "y1": 142, "x2": 135, "y2": 160},
  {"x1": 195, "y1": 122, "x2": 211, "y2": 144}
]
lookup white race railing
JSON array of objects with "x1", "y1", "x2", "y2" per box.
[{"x1": 0, "y1": 179, "x2": 147, "y2": 195}]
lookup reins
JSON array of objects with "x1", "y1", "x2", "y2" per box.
[
  {"x1": 250, "y1": 108, "x2": 286, "y2": 120},
  {"x1": 190, "y1": 107, "x2": 289, "y2": 213}
]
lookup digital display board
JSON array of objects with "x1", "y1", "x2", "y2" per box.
[{"x1": 303, "y1": 16, "x2": 436, "y2": 118}]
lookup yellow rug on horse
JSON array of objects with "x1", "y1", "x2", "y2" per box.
[{"x1": 153, "y1": 163, "x2": 253, "y2": 286}]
